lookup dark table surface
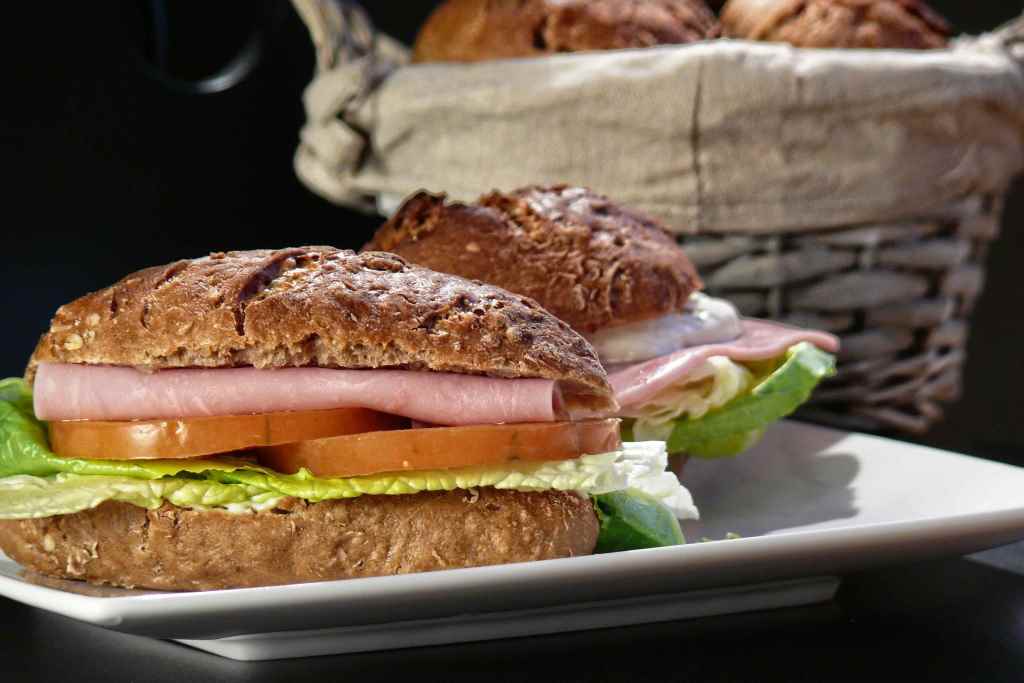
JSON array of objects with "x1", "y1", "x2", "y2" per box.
[{"x1": 2, "y1": 542, "x2": 1023, "y2": 682}]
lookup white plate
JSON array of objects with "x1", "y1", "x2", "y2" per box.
[{"x1": 2, "y1": 421, "x2": 1024, "y2": 660}]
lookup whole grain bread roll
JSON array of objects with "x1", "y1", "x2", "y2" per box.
[
  {"x1": 413, "y1": 0, "x2": 720, "y2": 63},
  {"x1": 720, "y1": 0, "x2": 950, "y2": 49},
  {"x1": 27, "y1": 246, "x2": 615, "y2": 414},
  {"x1": 367, "y1": 186, "x2": 703, "y2": 334},
  {"x1": 0, "y1": 489, "x2": 598, "y2": 591}
]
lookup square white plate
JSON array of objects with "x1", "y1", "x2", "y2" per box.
[{"x1": 2, "y1": 421, "x2": 1024, "y2": 661}]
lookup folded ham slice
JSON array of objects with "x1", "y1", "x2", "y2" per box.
[
  {"x1": 33, "y1": 364, "x2": 558, "y2": 426},
  {"x1": 609, "y1": 319, "x2": 839, "y2": 412}
]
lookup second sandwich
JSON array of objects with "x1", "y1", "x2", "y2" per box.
[{"x1": 369, "y1": 186, "x2": 840, "y2": 459}]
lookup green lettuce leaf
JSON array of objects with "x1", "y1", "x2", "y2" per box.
[
  {"x1": 0, "y1": 473, "x2": 284, "y2": 519},
  {"x1": 593, "y1": 489, "x2": 685, "y2": 552},
  {"x1": 663, "y1": 342, "x2": 836, "y2": 458}
]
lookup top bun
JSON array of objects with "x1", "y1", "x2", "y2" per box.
[
  {"x1": 721, "y1": 0, "x2": 950, "y2": 49},
  {"x1": 368, "y1": 186, "x2": 703, "y2": 334},
  {"x1": 413, "y1": 0, "x2": 720, "y2": 63},
  {"x1": 28, "y1": 247, "x2": 615, "y2": 413}
]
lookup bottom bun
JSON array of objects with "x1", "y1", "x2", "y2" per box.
[{"x1": 0, "y1": 489, "x2": 598, "y2": 591}]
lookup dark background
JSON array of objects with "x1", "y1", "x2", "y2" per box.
[{"x1": 7, "y1": 1, "x2": 1022, "y2": 457}]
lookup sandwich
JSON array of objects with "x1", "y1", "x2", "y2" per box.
[
  {"x1": 367, "y1": 186, "x2": 840, "y2": 461},
  {"x1": 0, "y1": 247, "x2": 695, "y2": 591}
]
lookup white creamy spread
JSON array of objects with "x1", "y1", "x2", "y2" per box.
[{"x1": 586, "y1": 294, "x2": 744, "y2": 365}]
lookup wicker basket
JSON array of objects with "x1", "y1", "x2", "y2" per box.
[
  {"x1": 679, "y1": 195, "x2": 1002, "y2": 434},
  {"x1": 290, "y1": 1, "x2": 1024, "y2": 435}
]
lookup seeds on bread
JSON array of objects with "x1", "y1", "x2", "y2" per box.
[
  {"x1": 413, "y1": 0, "x2": 720, "y2": 63},
  {"x1": 368, "y1": 186, "x2": 703, "y2": 334},
  {"x1": 720, "y1": 0, "x2": 950, "y2": 49}
]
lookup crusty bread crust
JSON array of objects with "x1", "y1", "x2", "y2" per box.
[
  {"x1": 26, "y1": 247, "x2": 614, "y2": 413},
  {"x1": 0, "y1": 489, "x2": 599, "y2": 591},
  {"x1": 413, "y1": 0, "x2": 720, "y2": 63},
  {"x1": 368, "y1": 187, "x2": 703, "y2": 334},
  {"x1": 720, "y1": 0, "x2": 949, "y2": 49}
]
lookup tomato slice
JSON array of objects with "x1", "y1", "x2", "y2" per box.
[
  {"x1": 49, "y1": 408, "x2": 410, "y2": 461},
  {"x1": 256, "y1": 419, "x2": 622, "y2": 478}
]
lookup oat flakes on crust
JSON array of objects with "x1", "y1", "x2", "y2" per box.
[
  {"x1": 721, "y1": 0, "x2": 949, "y2": 49},
  {"x1": 413, "y1": 0, "x2": 720, "y2": 63},
  {"x1": 368, "y1": 186, "x2": 703, "y2": 334},
  {"x1": 27, "y1": 247, "x2": 614, "y2": 413},
  {"x1": 0, "y1": 489, "x2": 599, "y2": 591}
]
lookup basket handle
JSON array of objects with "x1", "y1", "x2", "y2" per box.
[
  {"x1": 290, "y1": 1, "x2": 407, "y2": 213},
  {"x1": 291, "y1": 0, "x2": 378, "y2": 71},
  {"x1": 992, "y1": 12, "x2": 1024, "y2": 66}
]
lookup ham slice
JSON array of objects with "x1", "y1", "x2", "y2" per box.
[
  {"x1": 609, "y1": 319, "x2": 839, "y2": 411},
  {"x1": 33, "y1": 364, "x2": 558, "y2": 426}
]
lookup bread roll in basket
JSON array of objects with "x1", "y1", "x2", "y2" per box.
[{"x1": 290, "y1": 0, "x2": 1024, "y2": 434}]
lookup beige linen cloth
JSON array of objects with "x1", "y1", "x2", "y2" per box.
[{"x1": 292, "y1": 3, "x2": 1024, "y2": 235}]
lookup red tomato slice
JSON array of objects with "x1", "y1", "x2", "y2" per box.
[
  {"x1": 256, "y1": 419, "x2": 623, "y2": 478},
  {"x1": 49, "y1": 408, "x2": 409, "y2": 460}
]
